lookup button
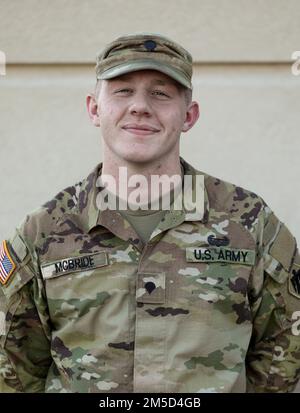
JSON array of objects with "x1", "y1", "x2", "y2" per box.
[{"x1": 144, "y1": 40, "x2": 157, "y2": 51}]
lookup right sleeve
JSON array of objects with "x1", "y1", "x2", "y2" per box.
[
  {"x1": 246, "y1": 209, "x2": 300, "y2": 392},
  {"x1": 0, "y1": 231, "x2": 52, "y2": 393}
]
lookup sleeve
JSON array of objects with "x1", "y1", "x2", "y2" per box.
[
  {"x1": 246, "y1": 209, "x2": 300, "y2": 392},
  {"x1": 0, "y1": 230, "x2": 52, "y2": 393}
]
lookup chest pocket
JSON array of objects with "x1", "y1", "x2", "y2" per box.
[{"x1": 40, "y1": 251, "x2": 133, "y2": 333}]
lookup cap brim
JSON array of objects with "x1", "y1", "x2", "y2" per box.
[{"x1": 98, "y1": 59, "x2": 192, "y2": 89}]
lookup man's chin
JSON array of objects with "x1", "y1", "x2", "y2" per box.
[{"x1": 119, "y1": 152, "x2": 158, "y2": 165}]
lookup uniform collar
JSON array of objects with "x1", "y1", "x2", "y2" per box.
[{"x1": 74, "y1": 157, "x2": 210, "y2": 247}]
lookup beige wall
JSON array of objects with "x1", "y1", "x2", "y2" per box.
[
  {"x1": 1, "y1": 63, "x2": 299, "y2": 240},
  {"x1": 0, "y1": 0, "x2": 300, "y2": 391}
]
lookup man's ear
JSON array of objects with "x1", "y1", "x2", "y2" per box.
[
  {"x1": 181, "y1": 101, "x2": 200, "y2": 133},
  {"x1": 86, "y1": 93, "x2": 100, "y2": 127}
]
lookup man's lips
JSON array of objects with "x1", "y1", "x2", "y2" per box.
[{"x1": 122, "y1": 124, "x2": 160, "y2": 135}]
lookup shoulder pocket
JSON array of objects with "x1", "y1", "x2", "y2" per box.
[
  {"x1": 264, "y1": 252, "x2": 289, "y2": 284},
  {"x1": 268, "y1": 222, "x2": 296, "y2": 273}
]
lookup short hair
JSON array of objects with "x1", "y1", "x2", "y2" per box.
[
  {"x1": 94, "y1": 79, "x2": 192, "y2": 106},
  {"x1": 181, "y1": 86, "x2": 192, "y2": 106}
]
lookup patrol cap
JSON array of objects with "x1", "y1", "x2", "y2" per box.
[{"x1": 95, "y1": 32, "x2": 193, "y2": 90}]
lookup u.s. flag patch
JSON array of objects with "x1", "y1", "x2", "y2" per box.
[{"x1": 0, "y1": 240, "x2": 16, "y2": 285}]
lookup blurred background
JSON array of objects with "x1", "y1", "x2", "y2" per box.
[{"x1": 0, "y1": 0, "x2": 299, "y2": 392}]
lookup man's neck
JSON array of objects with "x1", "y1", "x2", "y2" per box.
[{"x1": 101, "y1": 154, "x2": 182, "y2": 209}]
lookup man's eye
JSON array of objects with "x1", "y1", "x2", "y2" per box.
[
  {"x1": 152, "y1": 91, "x2": 169, "y2": 97},
  {"x1": 115, "y1": 88, "x2": 132, "y2": 94}
]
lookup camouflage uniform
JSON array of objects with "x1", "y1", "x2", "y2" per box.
[{"x1": 0, "y1": 157, "x2": 299, "y2": 393}]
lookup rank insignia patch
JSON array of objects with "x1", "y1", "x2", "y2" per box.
[{"x1": 0, "y1": 240, "x2": 16, "y2": 285}]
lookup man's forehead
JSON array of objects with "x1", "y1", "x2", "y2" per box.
[{"x1": 107, "y1": 70, "x2": 180, "y2": 86}]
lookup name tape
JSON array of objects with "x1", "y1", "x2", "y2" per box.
[{"x1": 41, "y1": 251, "x2": 108, "y2": 279}]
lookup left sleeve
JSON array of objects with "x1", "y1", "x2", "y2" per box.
[
  {"x1": 0, "y1": 230, "x2": 52, "y2": 393},
  {"x1": 246, "y1": 210, "x2": 300, "y2": 392}
]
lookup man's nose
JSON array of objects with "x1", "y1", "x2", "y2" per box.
[{"x1": 129, "y1": 92, "x2": 152, "y2": 116}]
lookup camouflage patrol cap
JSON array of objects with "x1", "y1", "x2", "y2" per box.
[{"x1": 96, "y1": 33, "x2": 193, "y2": 90}]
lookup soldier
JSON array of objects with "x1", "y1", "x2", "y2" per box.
[{"x1": 0, "y1": 33, "x2": 299, "y2": 393}]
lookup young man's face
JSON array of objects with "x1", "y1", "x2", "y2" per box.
[{"x1": 88, "y1": 70, "x2": 199, "y2": 166}]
